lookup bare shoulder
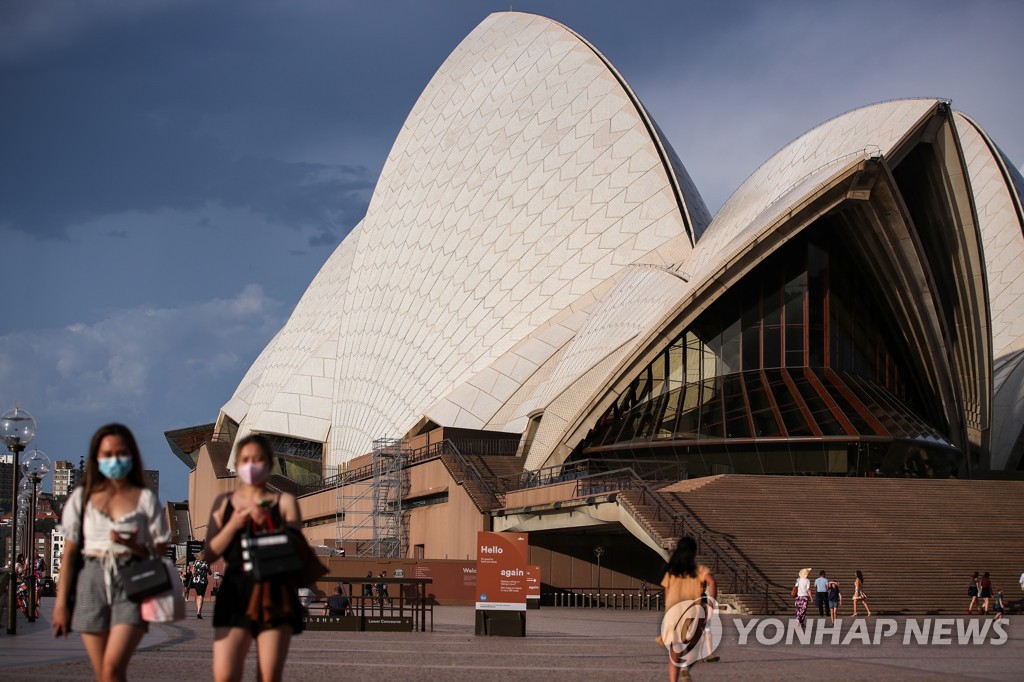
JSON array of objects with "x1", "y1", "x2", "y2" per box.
[
  {"x1": 210, "y1": 491, "x2": 234, "y2": 517},
  {"x1": 278, "y1": 492, "x2": 302, "y2": 518}
]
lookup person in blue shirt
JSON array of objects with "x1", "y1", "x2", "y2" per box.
[{"x1": 814, "y1": 571, "x2": 829, "y2": 617}]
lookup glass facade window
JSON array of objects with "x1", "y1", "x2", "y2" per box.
[
  {"x1": 580, "y1": 222, "x2": 957, "y2": 477},
  {"x1": 257, "y1": 433, "x2": 325, "y2": 486}
]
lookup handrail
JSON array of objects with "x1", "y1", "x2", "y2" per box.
[
  {"x1": 569, "y1": 466, "x2": 786, "y2": 612},
  {"x1": 495, "y1": 457, "x2": 686, "y2": 493},
  {"x1": 438, "y1": 439, "x2": 500, "y2": 510},
  {"x1": 295, "y1": 440, "x2": 449, "y2": 496},
  {"x1": 291, "y1": 438, "x2": 501, "y2": 510},
  {"x1": 295, "y1": 438, "x2": 515, "y2": 498}
]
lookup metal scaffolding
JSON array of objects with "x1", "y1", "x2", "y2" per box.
[{"x1": 334, "y1": 437, "x2": 405, "y2": 558}]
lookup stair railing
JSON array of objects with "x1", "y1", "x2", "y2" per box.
[
  {"x1": 436, "y1": 439, "x2": 501, "y2": 510},
  {"x1": 574, "y1": 467, "x2": 787, "y2": 613}
]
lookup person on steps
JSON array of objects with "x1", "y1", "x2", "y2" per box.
[{"x1": 852, "y1": 570, "x2": 872, "y2": 617}]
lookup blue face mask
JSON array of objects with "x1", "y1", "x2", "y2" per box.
[{"x1": 98, "y1": 456, "x2": 133, "y2": 480}]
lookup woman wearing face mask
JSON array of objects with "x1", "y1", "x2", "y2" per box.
[
  {"x1": 52, "y1": 423, "x2": 170, "y2": 682},
  {"x1": 205, "y1": 434, "x2": 304, "y2": 682}
]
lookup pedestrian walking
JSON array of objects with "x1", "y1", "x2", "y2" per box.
[
  {"x1": 204, "y1": 434, "x2": 305, "y2": 682},
  {"x1": 191, "y1": 554, "x2": 210, "y2": 619},
  {"x1": 814, "y1": 570, "x2": 828, "y2": 617},
  {"x1": 51, "y1": 423, "x2": 171, "y2": 682},
  {"x1": 659, "y1": 535, "x2": 719, "y2": 682},
  {"x1": 980, "y1": 572, "x2": 993, "y2": 615},
  {"x1": 967, "y1": 571, "x2": 981, "y2": 614},
  {"x1": 377, "y1": 571, "x2": 392, "y2": 606},
  {"x1": 362, "y1": 571, "x2": 374, "y2": 608},
  {"x1": 852, "y1": 570, "x2": 872, "y2": 617},
  {"x1": 826, "y1": 580, "x2": 842, "y2": 625},
  {"x1": 793, "y1": 568, "x2": 812, "y2": 627},
  {"x1": 993, "y1": 589, "x2": 1006, "y2": 620},
  {"x1": 181, "y1": 565, "x2": 193, "y2": 600}
]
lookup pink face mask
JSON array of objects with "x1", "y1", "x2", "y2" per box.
[{"x1": 238, "y1": 462, "x2": 269, "y2": 485}]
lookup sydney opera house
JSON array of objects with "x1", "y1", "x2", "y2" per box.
[{"x1": 170, "y1": 13, "x2": 1024, "y2": 607}]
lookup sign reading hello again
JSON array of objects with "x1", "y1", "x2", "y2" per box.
[{"x1": 475, "y1": 531, "x2": 529, "y2": 611}]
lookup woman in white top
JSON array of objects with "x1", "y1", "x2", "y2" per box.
[
  {"x1": 794, "y1": 567, "x2": 813, "y2": 628},
  {"x1": 52, "y1": 424, "x2": 169, "y2": 682}
]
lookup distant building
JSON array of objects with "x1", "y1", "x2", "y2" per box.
[
  {"x1": 51, "y1": 527, "x2": 65, "y2": 572},
  {"x1": 0, "y1": 452, "x2": 12, "y2": 512},
  {"x1": 33, "y1": 531, "x2": 50, "y2": 572},
  {"x1": 164, "y1": 500, "x2": 190, "y2": 544},
  {"x1": 144, "y1": 469, "x2": 160, "y2": 498},
  {"x1": 52, "y1": 460, "x2": 80, "y2": 498}
]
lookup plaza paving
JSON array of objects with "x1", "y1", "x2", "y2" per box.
[{"x1": 1, "y1": 599, "x2": 1021, "y2": 680}]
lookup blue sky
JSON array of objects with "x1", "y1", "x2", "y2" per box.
[{"x1": 2, "y1": 0, "x2": 1021, "y2": 502}]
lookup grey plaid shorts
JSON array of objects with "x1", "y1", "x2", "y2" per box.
[{"x1": 71, "y1": 557, "x2": 145, "y2": 633}]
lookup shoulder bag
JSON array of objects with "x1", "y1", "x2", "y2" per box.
[
  {"x1": 122, "y1": 553, "x2": 173, "y2": 602},
  {"x1": 120, "y1": 519, "x2": 173, "y2": 601},
  {"x1": 241, "y1": 523, "x2": 327, "y2": 586},
  {"x1": 140, "y1": 559, "x2": 186, "y2": 623}
]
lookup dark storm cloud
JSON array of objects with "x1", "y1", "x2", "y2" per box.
[
  {"x1": 0, "y1": 0, "x2": 744, "y2": 241},
  {"x1": 0, "y1": 110, "x2": 374, "y2": 240},
  {"x1": 0, "y1": 0, "x2": 463, "y2": 241}
]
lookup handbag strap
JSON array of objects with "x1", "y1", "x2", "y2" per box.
[{"x1": 71, "y1": 486, "x2": 87, "y2": 560}]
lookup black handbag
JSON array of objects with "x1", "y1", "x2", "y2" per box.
[
  {"x1": 241, "y1": 529, "x2": 304, "y2": 581},
  {"x1": 121, "y1": 556, "x2": 173, "y2": 602}
]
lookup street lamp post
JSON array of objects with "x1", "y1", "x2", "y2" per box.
[
  {"x1": 594, "y1": 545, "x2": 605, "y2": 604},
  {"x1": 2, "y1": 406, "x2": 37, "y2": 635},
  {"x1": 22, "y1": 450, "x2": 50, "y2": 623}
]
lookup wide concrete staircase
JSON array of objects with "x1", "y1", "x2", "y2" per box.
[{"x1": 650, "y1": 475, "x2": 1024, "y2": 615}]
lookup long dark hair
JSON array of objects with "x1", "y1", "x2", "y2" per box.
[
  {"x1": 235, "y1": 433, "x2": 274, "y2": 466},
  {"x1": 856, "y1": 570, "x2": 865, "y2": 585},
  {"x1": 83, "y1": 423, "x2": 147, "y2": 501},
  {"x1": 663, "y1": 535, "x2": 698, "y2": 579}
]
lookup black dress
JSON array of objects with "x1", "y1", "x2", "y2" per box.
[{"x1": 211, "y1": 499, "x2": 305, "y2": 635}]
